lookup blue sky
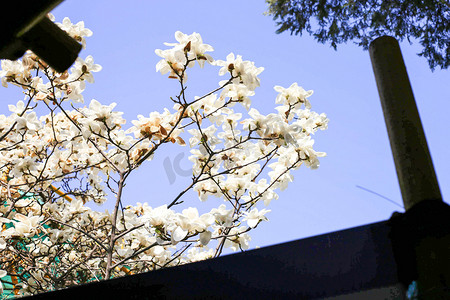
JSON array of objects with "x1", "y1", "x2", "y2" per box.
[{"x1": 1, "y1": 0, "x2": 449, "y2": 250}]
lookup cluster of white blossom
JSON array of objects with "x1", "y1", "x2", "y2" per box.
[{"x1": 0, "y1": 15, "x2": 328, "y2": 297}]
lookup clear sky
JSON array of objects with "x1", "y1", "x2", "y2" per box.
[{"x1": 1, "y1": 0, "x2": 449, "y2": 250}]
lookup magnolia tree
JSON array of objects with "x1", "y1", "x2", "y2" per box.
[{"x1": 0, "y1": 15, "x2": 328, "y2": 297}]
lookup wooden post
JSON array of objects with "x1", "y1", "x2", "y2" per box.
[
  {"x1": 21, "y1": 17, "x2": 81, "y2": 73},
  {"x1": 370, "y1": 36, "x2": 449, "y2": 299},
  {"x1": 0, "y1": 0, "x2": 81, "y2": 73},
  {"x1": 369, "y1": 36, "x2": 442, "y2": 210}
]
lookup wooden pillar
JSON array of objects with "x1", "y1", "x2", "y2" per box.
[
  {"x1": 370, "y1": 36, "x2": 449, "y2": 299},
  {"x1": 369, "y1": 36, "x2": 442, "y2": 210}
]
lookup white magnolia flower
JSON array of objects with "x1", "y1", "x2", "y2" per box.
[
  {"x1": 210, "y1": 204, "x2": 234, "y2": 227},
  {"x1": 14, "y1": 112, "x2": 41, "y2": 132},
  {"x1": 155, "y1": 48, "x2": 186, "y2": 78},
  {"x1": 224, "y1": 226, "x2": 251, "y2": 251},
  {"x1": 221, "y1": 83, "x2": 255, "y2": 110},
  {"x1": 64, "y1": 81, "x2": 85, "y2": 103},
  {"x1": 162, "y1": 31, "x2": 214, "y2": 68},
  {"x1": 171, "y1": 226, "x2": 188, "y2": 245},
  {"x1": 11, "y1": 213, "x2": 44, "y2": 237},
  {"x1": 71, "y1": 55, "x2": 102, "y2": 83},
  {"x1": 199, "y1": 230, "x2": 212, "y2": 245},
  {"x1": 187, "y1": 247, "x2": 214, "y2": 262},
  {"x1": 274, "y1": 83, "x2": 313, "y2": 109},
  {"x1": 215, "y1": 53, "x2": 264, "y2": 90},
  {"x1": 178, "y1": 207, "x2": 214, "y2": 233},
  {"x1": 242, "y1": 208, "x2": 271, "y2": 228},
  {"x1": 56, "y1": 17, "x2": 93, "y2": 48},
  {"x1": 8, "y1": 100, "x2": 26, "y2": 114},
  {"x1": 0, "y1": 59, "x2": 27, "y2": 87}
]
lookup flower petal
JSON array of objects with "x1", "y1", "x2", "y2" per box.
[
  {"x1": 199, "y1": 231, "x2": 212, "y2": 245},
  {"x1": 172, "y1": 227, "x2": 188, "y2": 243}
]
